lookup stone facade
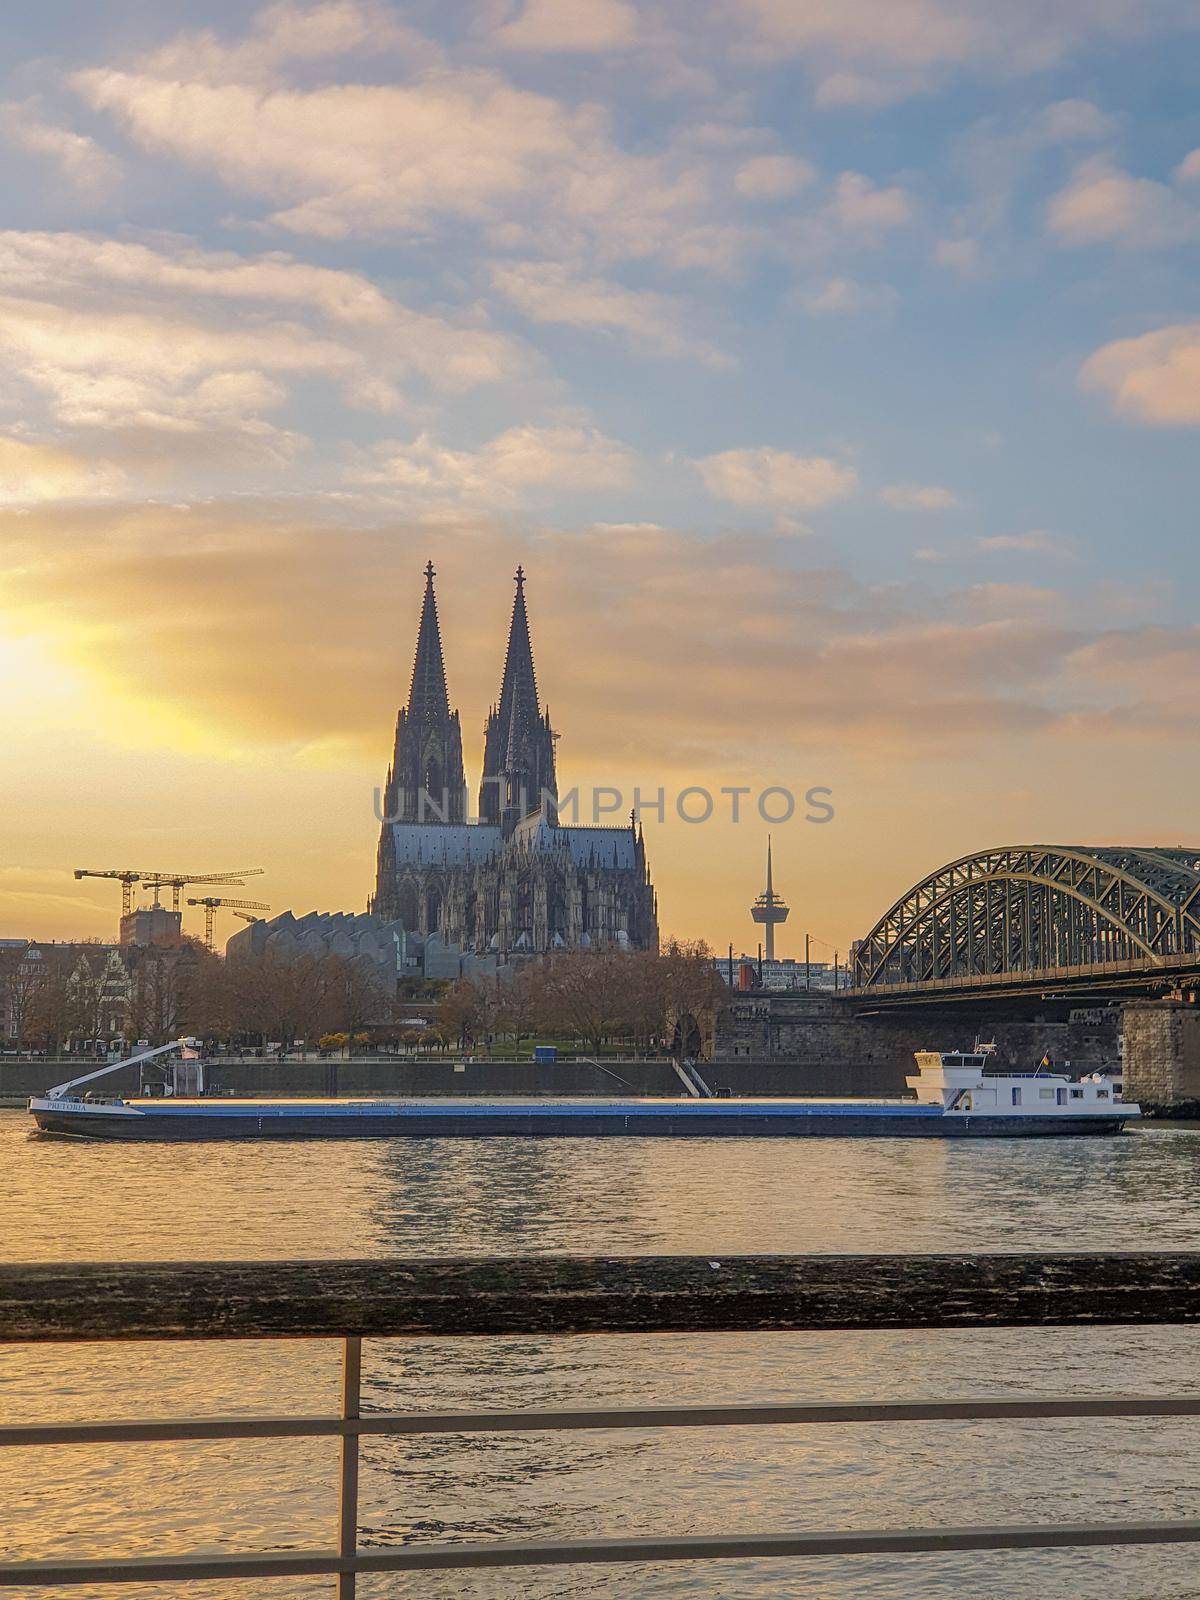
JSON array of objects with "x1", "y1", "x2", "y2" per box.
[
  {"x1": 372, "y1": 564, "x2": 657, "y2": 957},
  {"x1": 1, "y1": 939, "x2": 199, "y2": 1047},
  {"x1": 1122, "y1": 999, "x2": 1200, "y2": 1105},
  {"x1": 712, "y1": 989, "x2": 1128, "y2": 1089}
]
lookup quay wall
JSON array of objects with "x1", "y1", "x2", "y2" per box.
[
  {"x1": 712, "y1": 992, "x2": 1126, "y2": 1096},
  {"x1": 1, "y1": 1055, "x2": 937, "y2": 1103},
  {"x1": 2, "y1": 1058, "x2": 682, "y2": 1104},
  {"x1": 10, "y1": 995, "x2": 1195, "y2": 1105}
]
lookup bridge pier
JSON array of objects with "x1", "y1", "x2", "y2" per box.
[{"x1": 1122, "y1": 999, "x2": 1200, "y2": 1111}]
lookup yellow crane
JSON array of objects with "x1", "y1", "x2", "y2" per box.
[
  {"x1": 142, "y1": 868, "x2": 264, "y2": 912},
  {"x1": 75, "y1": 866, "x2": 264, "y2": 918},
  {"x1": 187, "y1": 897, "x2": 271, "y2": 949},
  {"x1": 73, "y1": 869, "x2": 144, "y2": 918}
]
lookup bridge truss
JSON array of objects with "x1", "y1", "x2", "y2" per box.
[{"x1": 853, "y1": 846, "x2": 1200, "y2": 995}]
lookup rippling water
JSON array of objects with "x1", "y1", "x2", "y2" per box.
[{"x1": 3, "y1": 1111, "x2": 1200, "y2": 1598}]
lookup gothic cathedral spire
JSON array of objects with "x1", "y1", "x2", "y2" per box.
[
  {"x1": 381, "y1": 560, "x2": 466, "y2": 826},
  {"x1": 479, "y1": 566, "x2": 558, "y2": 831}
]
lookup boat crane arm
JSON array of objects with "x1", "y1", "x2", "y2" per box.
[{"x1": 44, "y1": 1039, "x2": 195, "y2": 1100}]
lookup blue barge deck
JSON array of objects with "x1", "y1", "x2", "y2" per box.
[{"x1": 28, "y1": 1095, "x2": 1134, "y2": 1140}]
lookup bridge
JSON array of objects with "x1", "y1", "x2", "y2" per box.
[{"x1": 850, "y1": 846, "x2": 1200, "y2": 1007}]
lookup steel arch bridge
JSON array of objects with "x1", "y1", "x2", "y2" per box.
[{"x1": 852, "y1": 846, "x2": 1200, "y2": 999}]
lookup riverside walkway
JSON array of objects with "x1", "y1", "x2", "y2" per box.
[{"x1": 3, "y1": 1253, "x2": 1200, "y2": 1593}]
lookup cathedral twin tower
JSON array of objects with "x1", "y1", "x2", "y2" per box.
[
  {"x1": 378, "y1": 562, "x2": 557, "y2": 835},
  {"x1": 371, "y1": 564, "x2": 657, "y2": 958}
]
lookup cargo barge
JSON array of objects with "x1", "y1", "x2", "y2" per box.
[{"x1": 27, "y1": 1041, "x2": 1138, "y2": 1141}]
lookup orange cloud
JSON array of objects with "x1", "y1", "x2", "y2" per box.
[{"x1": 1079, "y1": 323, "x2": 1200, "y2": 426}]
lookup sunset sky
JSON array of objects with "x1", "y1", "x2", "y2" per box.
[{"x1": 1, "y1": 0, "x2": 1198, "y2": 958}]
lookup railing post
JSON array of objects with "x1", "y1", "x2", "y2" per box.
[{"x1": 337, "y1": 1336, "x2": 361, "y2": 1599}]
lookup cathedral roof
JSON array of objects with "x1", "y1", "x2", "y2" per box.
[
  {"x1": 388, "y1": 821, "x2": 504, "y2": 866},
  {"x1": 559, "y1": 827, "x2": 641, "y2": 870}
]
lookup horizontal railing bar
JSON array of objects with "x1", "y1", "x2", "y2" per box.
[
  {"x1": 6, "y1": 1519, "x2": 1200, "y2": 1584},
  {"x1": 6, "y1": 1253, "x2": 1200, "y2": 1341},
  {"x1": 7, "y1": 1393, "x2": 1200, "y2": 1448}
]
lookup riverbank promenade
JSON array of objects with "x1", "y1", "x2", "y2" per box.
[{"x1": 4, "y1": 1253, "x2": 1200, "y2": 1593}]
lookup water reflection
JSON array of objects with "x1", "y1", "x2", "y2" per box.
[{"x1": 3, "y1": 1114, "x2": 1200, "y2": 1598}]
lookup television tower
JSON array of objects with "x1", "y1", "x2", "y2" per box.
[{"x1": 750, "y1": 836, "x2": 790, "y2": 960}]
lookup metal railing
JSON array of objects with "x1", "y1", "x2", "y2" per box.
[{"x1": 4, "y1": 1252, "x2": 1200, "y2": 1593}]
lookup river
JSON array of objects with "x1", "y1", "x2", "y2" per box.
[{"x1": 3, "y1": 1111, "x2": 1200, "y2": 1598}]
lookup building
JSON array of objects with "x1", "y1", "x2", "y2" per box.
[
  {"x1": 716, "y1": 954, "x2": 842, "y2": 992},
  {"x1": 226, "y1": 910, "x2": 499, "y2": 985},
  {"x1": 120, "y1": 907, "x2": 183, "y2": 949},
  {"x1": 370, "y1": 563, "x2": 658, "y2": 957},
  {"x1": 1, "y1": 939, "x2": 204, "y2": 1050}
]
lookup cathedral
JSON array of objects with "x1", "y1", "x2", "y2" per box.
[{"x1": 370, "y1": 563, "x2": 658, "y2": 957}]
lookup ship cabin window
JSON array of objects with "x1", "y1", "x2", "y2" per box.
[
  {"x1": 945, "y1": 1055, "x2": 962, "y2": 1066},
  {"x1": 1011, "y1": 1087, "x2": 1022, "y2": 1106},
  {"x1": 1097, "y1": 1089, "x2": 1110, "y2": 1099},
  {"x1": 1056, "y1": 1087, "x2": 1066, "y2": 1105},
  {"x1": 1070, "y1": 1088, "x2": 1084, "y2": 1099},
  {"x1": 1039, "y1": 1087, "x2": 1055, "y2": 1100}
]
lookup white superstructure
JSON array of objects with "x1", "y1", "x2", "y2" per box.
[{"x1": 907, "y1": 1044, "x2": 1138, "y2": 1122}]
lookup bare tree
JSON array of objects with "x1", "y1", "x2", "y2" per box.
[
  {"x1": 322, "y1": 956, "x2": 389, "y2": 1056},
  {"x1": 539, "y1": 949, "x2": 632, "y2": 1055}
]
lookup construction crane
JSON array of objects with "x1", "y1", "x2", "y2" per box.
[
  {"x1": 75, "y1": 866, "x2": 264, "y2": 918},
  {"x1": 187, "y1": 897, "x2": 271, "y2": 950},
  {"x1": 231, "y1": 910, "x2": 264, "y2": 925},
  {"x1": 73, "y1": 869, "x2": 144, "y2": 918},
  {"x1": 142, "y1": 868, "x2": 264, "y2": 912}
]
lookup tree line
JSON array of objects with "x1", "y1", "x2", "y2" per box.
[
  {"x1": 3, "y1": 938, "x2": 726, "y2": 1058},
  {"x1": 436, "y1": 942, "x2": 724, "y2": 1055}
]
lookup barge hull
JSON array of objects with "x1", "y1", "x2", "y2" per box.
[{"x1": 29, "y1": 1101, "x2": 1135, "y2": 1141}]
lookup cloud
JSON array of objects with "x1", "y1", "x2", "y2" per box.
[
  {"x1": 135, "y1": 0, "x2": 425, "y2": 86},
  {"x1": 0, "y1": 100, "x2": 121, "y2": 200},
  {"x1": 4, "y1": 505, "x2": 1196, "y2": 797},
  {"x1": 733, "y1": 154, "x2": 815, "y2": 200},
  {"x1": 0, "y1": 230, "x2": 392, "y2": 324},
  {"x1": 0, "y1": 231, "x2": 523, "y2": 391},
  {"x1": 828, "y1": 172, "x2": 914, "y2": 232},
  {"x1": 696, "y1": 447, "x2": 858, "y2": 508},
  {"x1": 74, "y1": 55, "x2": 729, "y2": 270},
  {"x1": 729, "y1": 0, "x2": 991, "y2": 71},
  {"x1": 491, "y1": 0, "x2": 638, "y2": 53},
  {"x1": 913, "y1": 530, "x2": 1078, "y2": 565},
  {"x1": 1079, "y1": 324, "x2": 1200, "y2": 427},
  {"x1": 813, "y1": 72, "x2": 910, "y2": 108},
  {"x1": 0, "y1": 296, "x2": 340, "y2": 435},
  {"x1": 937, "y1": 98, "x2": 1117, "y2": 266},
  {"x1": 0, "y1": 231, "x2": 527, "y2": 462},
  {"x1": 1179, "y1": 149, "x2": 1200, "y2": 182},
  {"x1": 0, "y1": 436, "x2": 124, "y2": 504},
  {"x1": 797, "y1": 276, "x2": 898, "y2": 316},
  {"x1": 724, "y1": 0, "x2": 1195, "y2": 99},
  {"x1": 880, "y1": 483, "x2": 960, "y2": 510},
  {"x1": 934, "y1": 237, "x2": 981, "y2": 274},
  {"x1": 1063, "y1": 625, "x2": 1200, "y2": 709},
  {"x1": 1047, "y1": 156, "x2": 1198, "y2": 247},
  {"x1": 976, "y1": 530, "x2": 1076, "y2": 558},
  {"x1": 359, "y1": 423, "x2": 637, "y2": 505},
  {"x1": 489, "y1": 260, "x2": 725, "y2": 362}
]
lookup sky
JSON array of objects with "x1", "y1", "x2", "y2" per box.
[{"x1": 0, "y1": 0, "x2": 1198, "y2": 959}]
